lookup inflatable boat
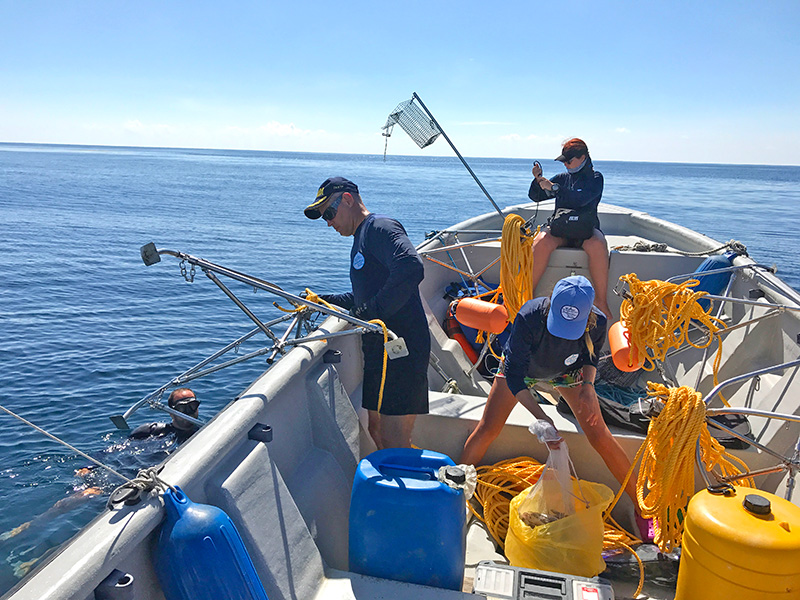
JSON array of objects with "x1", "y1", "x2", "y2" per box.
[{"x1": 6, "y1": 196, "x2": 800, "y2": 600}]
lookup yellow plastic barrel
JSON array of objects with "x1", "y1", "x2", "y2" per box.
[{"x1": 676, "y1": 487, "x2": 800, "y2": 599}]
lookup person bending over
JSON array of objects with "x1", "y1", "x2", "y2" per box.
[
  {"x1": 460, "y1": 276, "x2": 637, "y2": 507},
  {"x1": 529, "y1": 138, "x2": 612, "y2": 318}
]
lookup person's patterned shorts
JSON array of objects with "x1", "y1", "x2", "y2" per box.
[{"x1": 497, "y1": 355, "x2": 583, "y2": 389}]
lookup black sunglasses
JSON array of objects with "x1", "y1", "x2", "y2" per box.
[
  {"x1": 174, "y1": 397, "x2": 199, "y2": 408},
  {"x1": 322, "y1": 194, "x2": 343, "y2": 222}
]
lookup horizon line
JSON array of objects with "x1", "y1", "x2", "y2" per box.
[{"x1": 1, "y1": 140, "x2": 797, "y2": 169}]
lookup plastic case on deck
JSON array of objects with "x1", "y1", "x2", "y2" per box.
[{"x1": 472, "y1": 561, "x2": 614, "y2": 600}]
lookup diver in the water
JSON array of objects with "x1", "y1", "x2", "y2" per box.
[
  {"x1": 126, "y1": 388, "x2": 201, "y2": 443},
  {"x1": 1, "y1": 388, "x2": 202, "y2": 576}
]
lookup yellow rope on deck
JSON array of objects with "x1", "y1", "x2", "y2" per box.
[
  {"x1": 471, "y1": 381, "x2": 755, "y2": 594},
  {"x1": 470, "y1": 457, "x2": 645, "y2": 596},
  {"x1": 470, "y1": 457, "x2": 545, "y2": 547}
]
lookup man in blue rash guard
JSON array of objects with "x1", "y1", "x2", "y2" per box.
[
  {"x1": 528, "y1": 138, "x2": 612, "y2": 318},
  {"x1": 304, "y1": 177, "x2": 430, "y2": 449},
  {"x1": 461, "y1": 276, "x2": 639, "y2": 510}
]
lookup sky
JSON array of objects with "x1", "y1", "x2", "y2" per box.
[{"x1": 1, "y1": 1, "x2": 798, "y2": 165}]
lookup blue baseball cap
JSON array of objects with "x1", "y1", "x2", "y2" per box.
[{"x1": 547, "y1": 275, "x2": 595, "y2": 339}]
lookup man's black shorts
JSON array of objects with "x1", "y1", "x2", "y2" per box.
[{"x1": 362, "y1": 367, "x2": 429, "y2": 415}]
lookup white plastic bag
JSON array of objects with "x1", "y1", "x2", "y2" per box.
[
  {"x1": 522, "y1": 439, "x2": 577, "y2": 519},
  {"x1": 528, "y1": 419, "x2": 561, "y2": 444}
]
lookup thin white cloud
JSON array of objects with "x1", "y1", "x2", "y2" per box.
[
  {"x1": 224, "y1": 121, "x2": 320, "y2": 138},
  {"x1": 499, "y1": 133, "x2": 522, "y2": 141},
  {"x1": 615, "y1": 127, "x2": 630, "y2": 133},
  {"x1": 526, "y1": 133, "x2": 567, "y2": 143},
  {"x1": 458, "y1": 121, "x2": 515, "y2": 126},
  {"x1": 122, "y1": 120, "x2": 178, "y2": 136}
]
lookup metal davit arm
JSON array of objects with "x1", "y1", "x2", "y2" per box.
[
  {"x1": 140, "y1": 243, "x2": 387, "y2": 335},
  {"x1": 696, "y1": 357, "x2": 800, "y2": 497},
  {"x1": 114, "y1": 243, "x2": 404, "y2": 430},
  {"x1": 703, "y1": 358, "x2": 800, "y2": 408}
]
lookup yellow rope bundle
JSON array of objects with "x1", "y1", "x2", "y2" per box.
[
  {"x1": 634, "y1": 382, "x2": 753, "y2": 553},
  {"x1": 619, "y1": 273, "x2": 731, "y2": 404},
  {"x1": 499, "y1": 214, "x2": 536, "y2": 322},
  {"x1": 619, "y1": 274, "x2": 727, "y2": 372},
  {"x1": 471, "y1": 457, "x2": 545, "y2": 548}
]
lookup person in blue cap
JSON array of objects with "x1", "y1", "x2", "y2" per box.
[
  {"x1": 461, "y1": 276, "x2": 638, "y2": 507},
  {"x1": 304, "y1": 177, "x2": 430, "y2": 450}
]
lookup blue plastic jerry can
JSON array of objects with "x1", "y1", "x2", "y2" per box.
[
  {"x1": 349, "y1": 448, "x2": 467, "y2": 591},
  {"x1": 154, "y1": 486, "x2": 269, "y2": 600}
]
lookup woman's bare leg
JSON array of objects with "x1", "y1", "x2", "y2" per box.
[
  {"x1": 581, "y1": 230, "x2": 612, "y2": 318},
  {"x1": 461, "y1": 377, "x2": 519, "y2": 466},
  {"x1": 558, "y1": 385, "x2": 638, "y2": 506}
]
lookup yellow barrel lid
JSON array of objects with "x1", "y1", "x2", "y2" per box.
[{"x1": 685, "y1": 487, "x2": 800, "y2": 575}]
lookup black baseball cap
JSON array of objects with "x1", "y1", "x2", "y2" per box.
[
  {"x1": 555, "y1": 138, "x2": 589, "y2": 162},
  {"x1": 304, "y1": 177, "x2": 359, "y2": 219}
]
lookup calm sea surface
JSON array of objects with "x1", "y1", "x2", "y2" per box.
[{"x1": 1, "y1": 143, "x2": 799, "y2": 594}]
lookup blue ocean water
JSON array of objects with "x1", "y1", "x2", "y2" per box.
[{"x1": 1, "y1": 143, "x2": 799, "y2": 593}]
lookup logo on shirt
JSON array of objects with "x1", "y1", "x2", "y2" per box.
[
  {"x1": 560, "y1": 305, "x2": 580, "y2": 321},
  {"x1": 352, "y1": 252, "x2": 365, "y2": 270},
  {"x1": 564, "y1": 353, "x2": 579, "y2": 366}
]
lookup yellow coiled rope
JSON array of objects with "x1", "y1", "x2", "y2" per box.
[
  {"x1": 284, "y1": 289, "x2": 390, "y2": 413},
  {"x1": 470, "y1": 457, "x2": 545, "y2": 547},
  {"x1": 499, "y1": 214, "x2": 536, "y2": 323},
  {"x1": 619, "y1": 273, "x2": 726, "y2": 370},
  {"x1": 619, "y1": 273, "x2": 729, "y2": 404},
  {"x1": 625, "y1": 382, "x2": 753, "y2": 553},
  {"x1": 471, "y1": 457, "x2": 645, "y2": 596},
  {"x1": 465, "y1": 214, "x2": 538, "y2": 347}
]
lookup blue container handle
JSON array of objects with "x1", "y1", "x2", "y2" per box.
[{"x1": 379, "y1": 463, "x2": 436, "y2": 480}]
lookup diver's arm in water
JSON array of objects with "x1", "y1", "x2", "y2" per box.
[
  {"x1": 0, "y1": 487, "x2": 103, "y2": 541},
  {"x1": 128, "y1": 422, "x2": 175, "y2": 439}
]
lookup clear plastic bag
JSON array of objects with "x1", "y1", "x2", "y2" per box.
[{"x1": 519, "y1": 440, "x2": 576, "y2": 519}]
